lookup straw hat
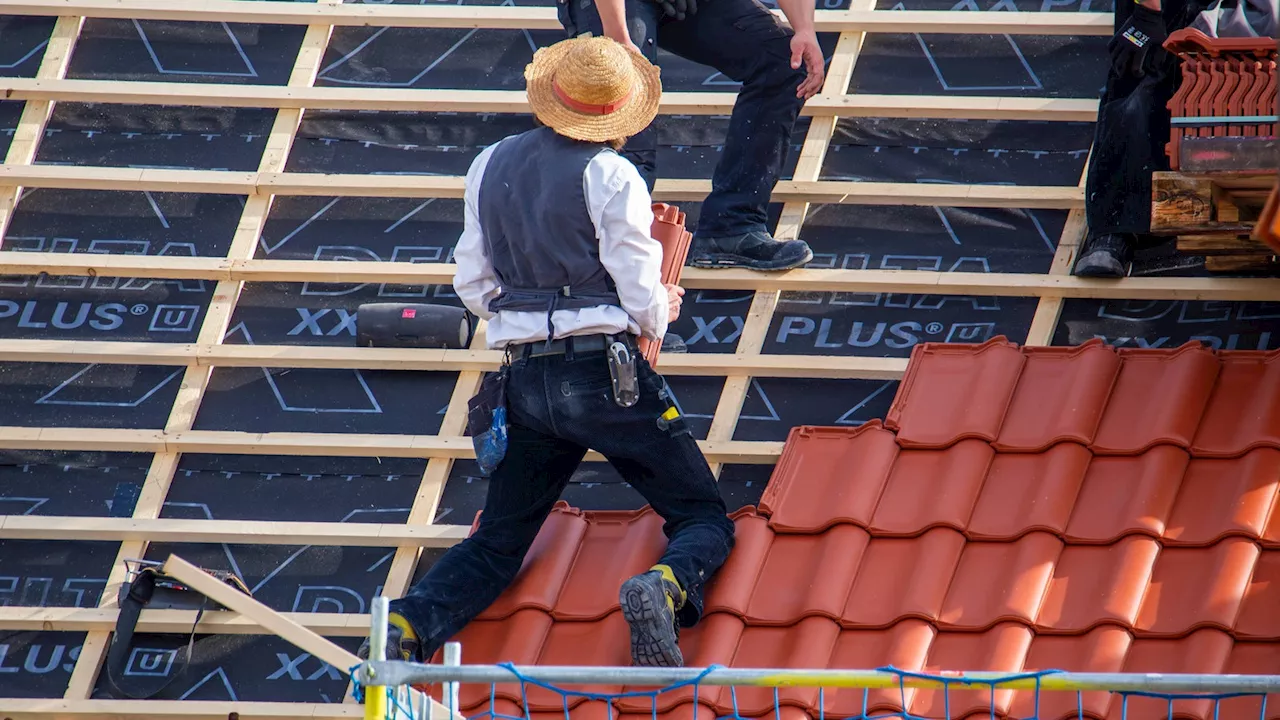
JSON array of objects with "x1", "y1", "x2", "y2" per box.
[{"x1": 525, "y1": 35, "x2": 661, "y2": 143}]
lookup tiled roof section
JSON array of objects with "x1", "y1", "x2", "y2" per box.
[{"x1": 432, "y1": 337, "x2": 1280, "y2": 720}]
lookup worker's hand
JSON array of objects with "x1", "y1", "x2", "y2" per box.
[
  {"x1": 790, "y1": 30, "x2": 825, "y2": 99},
  {"x1": 1108, "y1": 4, "x2": 1166, "y2": 78},
  {"x1": 665, "y1": 283, "x2": 685, "y2": 323},
  {"x1": 649, "y1": 0, "x2": 697, "y2": 21}
]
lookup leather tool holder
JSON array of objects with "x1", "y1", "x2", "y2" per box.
[{"x1": 103, "y1": 559, "x2": 252, "y2": 699}]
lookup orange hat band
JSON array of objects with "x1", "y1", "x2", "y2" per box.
[{"x1": 552, "y1": 78, "x2": 636, "y2": 116}]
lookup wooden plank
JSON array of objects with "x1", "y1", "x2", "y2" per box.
[
  {"x1": 0, "y1": 515, "x2": 472, "y2": 546},
  {"x1": 0, "y1": 78, "x2": 1102, "y2": 121},
  {"x1": 162, "y1": 555, "x2": 359, "y2": 671},
  {"x1": 0, "y1": 164, "x2": 1086, "y2": 207},
  {"x1": 1177, "y1": 232, "x2": 1275, "y2": 256},
  {"x1": 1204, "y1": 254, "x2": 1279, "y2": 273},
  {"x1": 4, "y1": 699, "x2": 363, "y2": 720},
  {"x1": 5, "y1": 252, "x2": 1279, "y2": 299},
  {"x1": 704, "y1": 18, "x2": 873, "y2": 476},
  {"x1": 0, "y1": 1, "x2": 1115, "y2": 35},
  {"x1": 0, "y1": 427, "x2": 786, "y2": 463},
  {"x1": 61, "y1": 4, "x2": 344, "y2": 700},
  {"x1": 0, "y1": 338, "x2": 910, "y2": 379},
  {"x1": 1024, "y1": 150, "x2": 1091, "y2": 346},
  {"x1": 0, "y1": 606, "x2": 371, "y2": 635},
  {"x1": 0, "y1": 16, "x2": 85, "y2": 240}
]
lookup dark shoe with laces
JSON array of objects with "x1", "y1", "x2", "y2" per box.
[
  {"x1": 619, "y1": 570, "x2": 684, "y2": 667},
  {"x1": 1073, "y1": 232, "x2": 1135, "y2": 278},
  {"x1": 356, "y1": 614, "x2": 420, "y2": 663},
  {"x1": 689, "y1": 230, "x2": 813, "y2": 271}
]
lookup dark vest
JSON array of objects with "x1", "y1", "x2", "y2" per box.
[{"x1": 477, "y1": 126, "x2": 624, "y2": 340}]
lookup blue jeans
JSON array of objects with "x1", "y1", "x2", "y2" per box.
[
  {"x1": 389, "y1": 337, "x2": 737, "y2": 658},
  {"x1": 558, "y1": 0, "x2": 807, "y2": 239}
]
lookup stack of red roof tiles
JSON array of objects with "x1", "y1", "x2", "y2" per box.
[
  {"x1": 430, "y1": 337, "x2": 1280, "y2": 720},
  {"x1": 638, "y1": 203, "x2": 693, "y2": 367},
  {"x1": 1164, "y1": 28, "x2": 1277, "y2": 170}
]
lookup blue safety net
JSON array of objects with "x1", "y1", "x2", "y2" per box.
[{"x1": 350, "y1": 663, "x2": 1274, "y2": 720}]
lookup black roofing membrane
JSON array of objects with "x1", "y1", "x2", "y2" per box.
[{"x1": 3, "y1": 0, "x2": 1278, "y2": 701}]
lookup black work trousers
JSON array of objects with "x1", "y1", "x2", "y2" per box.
[
  {"x1": 389, "y1": 337, "x2": 737, "y2": 660},
  {"x1": 1084, "y1": 0, "x2": 1206, "y2": 238},
  {"x1": 556, "y1": 0, "x2": 808, "y2": 239}
]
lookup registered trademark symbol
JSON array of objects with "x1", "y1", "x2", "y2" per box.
[
  {"x1": 131, "y1": 304, "x2": 149, "y2": 316},
  {"x1": 925, "y1": 322, "x2": 944, "y2": 335}
]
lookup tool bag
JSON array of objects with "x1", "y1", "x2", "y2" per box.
[
  {"x1": 103, "y1": 559, "x2": 252, "y2": 699},
  {"x1": 467, "y1": 365, "x2": 510, "y2": 476},
  {"x1": 356, "y1": 303, "x2": 475, "y2": 349}
]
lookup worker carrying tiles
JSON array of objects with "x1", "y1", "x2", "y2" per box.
[
  {"x1": 1073, "y1": 0, "x2": 1216, "y2": 277},
  {"x1": 357, "y1": 36, "x2": 737, "y2": 669},
  {"x1": 554, "y1": 0, "x2": 825, "y2": 272}
]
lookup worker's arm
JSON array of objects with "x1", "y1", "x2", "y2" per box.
[
  {"x1": 775, "y1": 0, "x2": 825, "y2": 98},
  {"x1": 452, "y1": 143, "x2": 502, "y2": 321},
  {"x1": 593, "y1": 0, "x2": 644, "y2": 54},
  {"x1": 587, "y1": 154, "x2": 670, "y2": 342}
]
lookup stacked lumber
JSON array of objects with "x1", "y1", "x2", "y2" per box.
[{"x1": 1152, "y1": 29, "x2": 1278, "y2": 274}]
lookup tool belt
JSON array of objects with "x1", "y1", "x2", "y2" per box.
[
  {"x1": 103, "y1": 559, "x2": 252, "y2": 699},
  {"x1": 467, "y1": 333, "x2": 643, "y2": 476},
  {"x1": 509, "y1": 333, "x2": 640, "y2": 408}
]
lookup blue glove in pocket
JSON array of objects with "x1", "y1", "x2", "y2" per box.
[{"x1": 467, "y1": 367, "x2": 509, "y2": 476}]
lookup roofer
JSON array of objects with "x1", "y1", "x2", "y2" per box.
[
  {"x1": 1074, "y1": 0, "x2": 1209, "y2": 277},
  {"x1": 556, "y1": 0, "x2": 826, "y2": 272},
  {"x1": 358, "y1": 35, "x2": 736, "y2": 669}
]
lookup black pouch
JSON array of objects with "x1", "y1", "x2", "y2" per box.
[
  {"x1": 467, "y1": 366, "x2": 510, "y2": 476},
  {"x1": 104, "y1": 559, "x2": 252, "y2": 699}
]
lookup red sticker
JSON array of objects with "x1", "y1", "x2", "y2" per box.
[{"x1": 402, "y1": 308, "x2": 417, "y2": 318}]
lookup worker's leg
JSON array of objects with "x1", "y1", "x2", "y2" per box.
[
  {"x1": 657, "y1": 0, "x2": 814, "y2": 271},
  {"x1": 558, "y1": 0, "x2": 663, "y2": 191},
  {"x1": 361, "y1": 361, "x2": 589, "y2": 662},
  {"x1": 1076, "y1": 0, "x2": 1199, "y2": 277},
  {"x1": 549, "y1": 347, "x2": 735, "y2": 665}
]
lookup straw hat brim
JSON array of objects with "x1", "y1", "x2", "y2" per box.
[{"x1": 525, "y1": 41, "x2": 661, "y2": 143}]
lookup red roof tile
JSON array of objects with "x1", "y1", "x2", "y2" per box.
[{"x1": 430, "y1": 337, "x2": 1280, "y2": 720}]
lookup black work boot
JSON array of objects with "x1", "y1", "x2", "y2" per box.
[
  {"x1": 689, "y1": 230, "x2": 813, "y2": 271},
  {"x1": 357, "y1": 612, "x2": 421, "y2": 663},
  {"x1": 619, "y1": 566, "x2": 686, "y2": 667},
  {"x1": 1073, "y1": 232, "x2": 1135, "y2": 278}
]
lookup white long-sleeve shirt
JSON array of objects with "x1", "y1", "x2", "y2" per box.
[{"x1": 452, "y1": 137, "x2": 670, "y2": 350}]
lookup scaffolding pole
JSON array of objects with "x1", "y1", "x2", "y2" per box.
[{"x1": 357, "y1": 661, "x2": 1280, "y2": 695}]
